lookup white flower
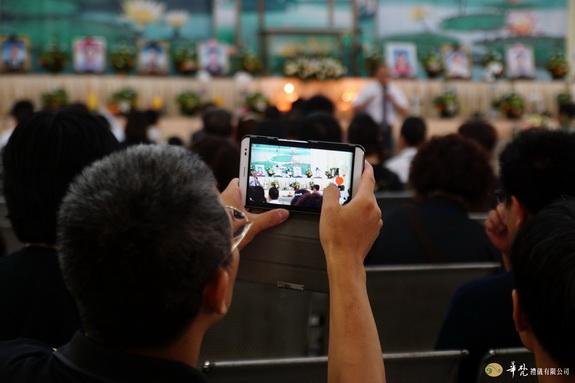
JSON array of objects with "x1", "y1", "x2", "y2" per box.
[
  {"x1": 122, "y1": 0, "x2": 166, "y2": 29},
  {"x1": 165, "y1": 9, "x2": 189, "y2": 28}
]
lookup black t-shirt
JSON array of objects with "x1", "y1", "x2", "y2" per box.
[{"x1": 0, "y1": 332, "x2": 210, "y2": 383}]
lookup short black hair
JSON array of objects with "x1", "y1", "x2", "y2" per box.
[
  {"x1": 3, "y1": 109, "x2": 119, "y2": 244},
  {"x1": 9, "y1": 100, "x2": 34, "y2": 125},
  {"x1": 190, "y1": 136, "x2": 239, "y2": 192},
  {"x1": 202, "y1": 107, "x2": 232, "y2": 137},
  {"x1": 268, "y1": 186, "x2": 279, "y2": 200},
  {"x1": 347, "y1": 112, "x2": 384, "y2": 161},
  {"x1": 559, "y1": 102, "x2": 575, "y2": 119},
  {"x1": 499, "y1": 129, "x2": 575, "y2": 215},
  {"x1": 409, "y1": 134, "x2": 494, "y2": 210},
  {"x1": 511, "y1": 200, "x2": 575, "y2": 369},
  {"x1": 58, "y1": 145, "x2": 231, "y2": 349},
  {"x1": 400, "y1": 117, "x2": 427, "y2": 147},
  {"x1": 298, "y1": 112, "x2": 342, "y2": 142},
  {"x1": 303, "y1": 95, "x2": 335, "y2": 116},
  {"x1": 458, "y1": 119, "x2": 498, "y2": 153}
]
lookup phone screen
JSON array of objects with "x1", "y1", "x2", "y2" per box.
[{"x1": 244, "y1": 137, "x2": 363, "y2": 213}]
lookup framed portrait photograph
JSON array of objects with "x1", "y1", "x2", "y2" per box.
[
  {"x1": 138, "y1": 41, "x2": 169, "y2": 76},
  {"x1": 0, "y1": 36, "x2": 30, "y2": 73},
  {"x1": 198, "y1": 39, "x2": 228, "y2": 77},
  {"x1": 385, "y1": 42, "x2": 417, "y2": 79},
  {"x1": 506, "y1": 43, "x2": 535, "y2": 79},
  {"x1": 441, "y1": 45, "x2": 472, "y2": 80},
  {"x1": 73, "y1": 36, "x2": 106, "y2": 73}
]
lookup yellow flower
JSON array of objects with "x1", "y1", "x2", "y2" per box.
[
  {"x1": 122, "y1": 0, "x2": 166, "y2": 29},
  {"x1": 165, "y1": 10, "x2": 189, "y2": 28},
  {"x1": 410, "y1": 7, "x2": 428, "y2": 21}
]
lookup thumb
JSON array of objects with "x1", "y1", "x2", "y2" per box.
[{"x1": 322, "y1": 184, "x2": 340, "y2": 210}]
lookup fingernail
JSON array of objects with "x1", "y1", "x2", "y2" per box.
[{"x1": 277, "y1": 209, "x2": 289, "y2": 222}]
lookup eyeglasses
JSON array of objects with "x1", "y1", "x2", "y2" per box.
[
  {"x1": 494, "y1": 189, "x2": 509, "y2": 205},
  {"x1": 226, "y1": 206, "x2": 252, "y2": 253}
]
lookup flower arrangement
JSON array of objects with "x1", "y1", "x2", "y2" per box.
[
  {"x1": 557, "y1": 92, "x2": 573, "y2": 106},
  {"x1": 480, "y1": 48, "x2": 505, "y2": 81},
  {"x1": 305, "y1": 169, "x2": 313, "y2": 178},
  {"x1": 421, "y1": 49, "x2": 443, "y2": 79},
  {"x1": 107, "y1": 88, "x2": 138, "y2": 115},
  {"x1": 520, "y1": 113, "x2": 552, "y2": 130},
  {"x1": 173, "y1": 44, "x2": 198, "y2": 74},
  {"x1": 325, "y1": 170, "x2": 333, "y2": 179},
  {"x1": 290, "y1": 181, "x2": 300, "y2": 190},
  {"x1": 237, "y1": 50, "x2": 263, "y2": 75},
  {"x1": 546, "y1": 52, "x2": 570, "y2": 79},
  {"x1": 494, "y1": 92, "x2": 525, "y2": 119},
  {"x1": 270, "y1": 180, "x2": 280, "y2": 188},
  {"x1": 39, "y1": 43, "x2": 68, "y2": 74},
  {"x1": 41, "y1": 88, "x2": 68, "y2": 110},
  {"x1": 109, "y1": 43, "x2": 136, "y2": 74},
  {"x1": 433, "y1": 89, "x2": 459, "y2": 118},
  {"x1": 243, "y1": 92, "x2": 269, "y2": 115},
  {"x1": 175, "y1": 91, "x2": 202, "y2": 116},
  {"x1": 283, "y1": 56, "x2": 347, "y2": 81}
]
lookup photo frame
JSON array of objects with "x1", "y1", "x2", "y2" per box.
[
  {"x1": 506, "y1": 43, "x2": 535, "y2": 79},
  {"x1": 0, "y1": 36, "x2": 30, "y2": 73},
  {"x1": 441, "y1": 45, "x2": 472, "y2": 80},
  {"x1": 73, "y1": 36, "x2": 106, "y2": 73},
  {"x1": 198, "y1": 39, "x2": 228, "y2": 76},
  {"x1": 138, "y1": 41, "x2": 169, "y2": 76},
  {"x1": 385, "y1": 42, "x2": 417, "y2": 79}
]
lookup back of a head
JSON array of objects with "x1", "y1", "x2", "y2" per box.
[
  {"x1": 303, "y1": 95, "x2": 335, "y2": 116},
  {"x1": 409, "y1": 134, "x2": 495, "y2": 210},
  {"x1": 123, "y1": 110, "x2": 150, "y2": 143},
  {"x1": 458, "y1": 119, "x2": 498, "y2": 153},
  {"x1": 347, "y1": 112, "x2": 383, "y2": 160},
  {"x1": 499, "y1": 129, "x2": 575, "y2": 215},
  {"x1": 202, "y1": 107, "x2": 232, "y2": 137},
  {"x1": 400, "y1": 117, "x2": 427, "y2": 147},
  {"x1": 190, "y1": 136, "x2": 240, "y2": 192},
  {"x1": 298, "y1": 112, "x2": 342, "y2": 142},
  {"x1": 511, "y1": 200, "x2": 575, "y2": 370},
  {"x1": 58, "y1": 145, "x2": 230, "y2": 349},
  {"x1": 10, "y1": 100, "x2": 34, "y2": 125},
  {"x1": 3, "y1": 109, "x2": 119, "y2": 244}
]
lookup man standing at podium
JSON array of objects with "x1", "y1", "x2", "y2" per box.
[{"x1": 353, "y1": 64, "x2": 409, "y2": 158}]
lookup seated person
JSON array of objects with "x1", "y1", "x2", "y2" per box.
[
  {"x1": 511, "y1": 200, "x2": 575, "y2": 381},
  {"x1": 0, "y1": 108, "x2": 119, "y2": 347},
  {"x1": 295, "y1": 192, "x2": 323, "y2": 209},
  {"x1": 268, "y1": 186, "x2": 281, "y2": 204},
  {"x1": 366, "y1": 134, "x2": 499, "y2": 264},
  {"x1": 0, "y1": 146, "x2": 385, "y2": 383},
  {"x1": 347, "y1": 112, "x2": 403, "y2": 192},
  {"x1": 385, "y1": 116, "x2": 426, "y2": 184}
]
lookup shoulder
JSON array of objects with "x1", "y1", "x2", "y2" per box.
[
  {"x1": 451, "y1": 272, "x2": 512, "y2": 304},
  {"x1": 0, "y1": 338, "x2": 55, "y2": 380}
]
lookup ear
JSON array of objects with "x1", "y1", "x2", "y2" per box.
[
  {"x1": 512, "y1": 289, "x2": 534, "y2": 351},
  {"x1": 202, "y1": 267, "x2": 231, "y2": 317},
  {"x1": 511, "y1": 196, "x2": 529, "y2": 227}
]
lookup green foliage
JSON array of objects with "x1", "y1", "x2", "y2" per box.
[
  {"x1": 494, "y1": 92, "x2": 525, "y2": 119},
  {"x1": 41, "y1": 88, "x2": 68, "y2": 109},
  {"x1": 237, "y1": 51, "x2": 263, "y2": 75},
  {"x1": 433, "y1": 89, "x2": 459, "y2": 118},
  {"x1": 173, "y1": 44, "x2": 198, "y2": 74},
  {"x1": 109, "y1": 43, "x2": 136, "y2": 73},
  {"x1": 39, "y1": 43, "x2": 68, "y2": 73},
  {"x1": 176, "y1": 91, "x2": 202, "y2": 116},
  {"x1": 244, "y1": 92, "x2": 270, "y2": 114},
  {"x1": 546, "y1": 51, "x2": 569, "y2": 79}
]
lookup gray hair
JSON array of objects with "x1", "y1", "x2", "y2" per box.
[{"x1": 58, "y1": 144, "x2": 230, "y2": 348}]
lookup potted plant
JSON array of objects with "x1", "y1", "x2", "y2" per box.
[
  {"x1": 175, "y1": 91, "x2": 202, "y2": 116},
  {"x1": 107, "y1": 88, "x2": 138, "y2": 116},
  {"x1": 421, "y1": 49, "x2": 443, "y2": 79},
  {"x1": 41, "y1": 88, "x2": 68, "y2": 110},
  {"x1": 237, "y1": 50, "x2": 263, "y2": 75},
  {"x1": 173, "y1": 44, "x2": 198, "y2": 75},
  {"x1": 243, "y1": 92, "x2": 269, "y2": 115},
  {"x1": 433, "y1": 89, "x2": 459, "y2": 118},
  {"x1": 109, "y1": 43, "x2": 136, "y2": 74},
  {"x1": 480, "y1": 48, "x2": 505, "y2": 80},
  {"x1": 546, "y1": 52, "x2": 570, "y2": 80},
  {"x1": 39, "y1": 43, "x2": 68, "y2": 74},
  {"x1": 495, "y1": 92, "x2": 525, "y2": 119},
  {"x1": 289, "y1": 181, "x2": 300, "y2": 190}
]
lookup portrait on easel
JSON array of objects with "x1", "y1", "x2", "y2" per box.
[
  {"x1": 506, "y1": 43, "x2": 535, "y2": 80},
  {"x1": 73, "y1": 36, "x2": 106, "y2": 73},
  {"x1": 1, "y1": 36, "x2": 30, "y2": 73},
  {"x1": 442, "y1": 45, "x2": 471, "y2": 80},
  {"x1": 138, "y1": 41, "x2": 169, "y2": 76}
]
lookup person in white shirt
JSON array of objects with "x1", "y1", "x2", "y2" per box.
[
  {"x1": 352, "y1": 64, "x2": 409, "y2": 158},
  {"x1": 385, "y1": 116, "x2": 427, "y2": 184}
]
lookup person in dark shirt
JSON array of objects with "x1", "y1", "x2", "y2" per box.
[{"x1": 0, "y1": 108, "x2": 119, "y2": 347}]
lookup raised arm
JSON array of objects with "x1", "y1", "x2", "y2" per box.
[{"x1": 320, "y1": 162, "x2": 385, "y2": 383}]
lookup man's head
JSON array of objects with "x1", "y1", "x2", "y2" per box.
[
  {"x1": 458, "y1": 119, "x2": 498, "y2": 154},
  {"x1": 9, "y1": 100, "x2": 34, "y2": 125},
  {"x1": 268, "y1": 186, "x2": 279, "y2": 200},
  {"x1": 374, "y1": 64, "x2": 389, "y2": 85},
  {"x1": 3, "y1": 109, "x2": 119, "y2": 245},
  {"x1": 58, "y1": 145, "x2": 235, "y2": 349},
  {"x1": 400, "y1": 116, "x2": 427, "y2": 148},
  {"x1": 499, "y1": 129, "x2": 575, "y2": 219},
  {"x1": 510, "y1": 200, "x2": 575, "y2": 370},
  {"x1": 202, "y1": 107, "x2": 233, "y2": 138}
]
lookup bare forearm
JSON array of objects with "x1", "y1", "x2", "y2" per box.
[{"x1": 327, "y1": 260, "x2": 385, "y2": 383}]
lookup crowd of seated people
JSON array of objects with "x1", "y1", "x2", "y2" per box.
[{"x1": 1, "y1": 91, "x2": 575, "y2": 383}]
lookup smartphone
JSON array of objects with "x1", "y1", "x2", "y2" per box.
[{"x1": 239, "y1": 135, "x2": 365, "y2": 214}]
